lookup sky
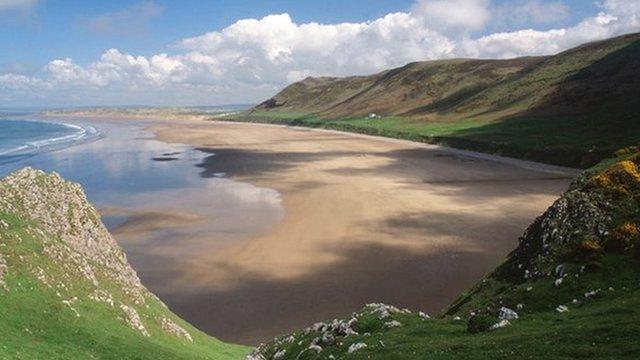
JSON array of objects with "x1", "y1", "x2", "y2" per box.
[{"x1": 0, "y1": 0, "x2": 638, "y2": 107}]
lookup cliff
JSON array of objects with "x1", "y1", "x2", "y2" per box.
[{"x1": 0, "y1": 168, "x2": 248, "y2": 359}]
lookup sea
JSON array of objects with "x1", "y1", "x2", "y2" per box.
[{"x1": 0, "y1": 116, "x2": 101, "y2": 166}]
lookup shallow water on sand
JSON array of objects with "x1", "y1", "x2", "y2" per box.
[{"x1": 0, "y1": 116, "x2": 285, "y2": 321}]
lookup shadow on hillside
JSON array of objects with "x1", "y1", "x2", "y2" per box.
[
  {"x1": 535, "y1": 37, "x2": 640, "y2": 114},
  {"x1": 440, "y1": 38, "x2": 640, "y2": 167}
]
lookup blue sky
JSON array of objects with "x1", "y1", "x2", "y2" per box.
[
  {"x1": 1, "y1": 1, "x2": 418, "y2": 68},
  {"x1": 0, "y1": 0, "x2": 637, "y2": 106},
  {"x1": 0, "y1": 0, "x2": 599, "y2": 67}
]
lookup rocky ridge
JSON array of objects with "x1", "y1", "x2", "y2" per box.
[
  {"x1": 446, "y1": 151, "x2": 640, "y2": 328},
  {"x1": 0, "y1": 167, "x2": 192, "y2": 341}
]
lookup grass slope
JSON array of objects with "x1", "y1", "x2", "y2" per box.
[
  {"x1": 232, "y1": 33, "x2": 640, "y2": 168},
  {"x1": 248, "y1": 150, "x2": 640, "y2": 359},
  {"x1": 0, "y1": 169, "x2": 249, "y2": 359}
]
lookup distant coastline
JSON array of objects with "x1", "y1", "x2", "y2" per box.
[{"x1": 42, "y1": 106, "x2": 249, "y2": 122}]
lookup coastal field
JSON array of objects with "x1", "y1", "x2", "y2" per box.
[{"x1": 147, "y1": 119, "x2": 575, "y2": 343}]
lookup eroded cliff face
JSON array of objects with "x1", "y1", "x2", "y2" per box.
[
  {"x1": 0, "y1": 168, "x2": 147, "y2": 302},
  {"x1": 0, "y1": 168, "x2": 189, "y2": 340}
]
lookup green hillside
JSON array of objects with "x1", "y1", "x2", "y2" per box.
[
  {"x1": 247, "y1": 149, "x2": 640, "y2": 360},
  {"x1": 234, "y1": 33, "x2": 640, "y2": 168},
  {"x1": 0, "y1": 168, "x2": 249, "y2": 359}
]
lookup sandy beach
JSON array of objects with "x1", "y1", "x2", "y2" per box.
[{"x1": 122, "y1": 119, "x2": 575, "y2": 344}]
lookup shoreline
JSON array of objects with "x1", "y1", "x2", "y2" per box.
[
  {"x1": 208, "y1": 119, "x2": 580, "y2": 177},
  {"x1": 146, "y1": 117, "x2": 574, "y2": 344},
  {"x1": 44, "y1": 112, "x2": 579, "y2": 176}
]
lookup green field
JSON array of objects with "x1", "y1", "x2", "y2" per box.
[{"x1": 225, "y1": 110, "x2": 640, "y2": 168}]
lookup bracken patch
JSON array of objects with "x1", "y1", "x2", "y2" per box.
[
  {"x1": 609, "y1": 222, "x2": 640, "y2": 253},
  {"x1": 589, "y1": 157, "x2": 640, "y2": 195}
]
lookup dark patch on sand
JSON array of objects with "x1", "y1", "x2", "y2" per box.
[{"x1": 153, "y1": 156, "x2": 180, "y2": 162}]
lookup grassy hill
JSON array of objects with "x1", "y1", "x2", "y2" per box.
[
  {"x1": 0, "y1": 168, "x2": 248, "y2": 359},
  {"x1": 234, "y1": 32, "x2": 640, "y2": 168},
  {"x1": 247, "y1": 148, "x2": 640, "y2": 359}
]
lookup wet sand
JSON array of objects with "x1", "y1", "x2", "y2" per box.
[{"x1": 138, "y1": 120, "x2": 576, "y2": 345}]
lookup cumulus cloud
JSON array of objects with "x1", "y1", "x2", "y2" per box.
[
  {"x1": 463, "y1": 0, "x2": 640, "y2": 58},
  {"x1": 81, "y1": 1, "x2": 164, "y2": 36},
  {"x1": 412, "y1": 0, "x2": 491, "y2": 33},
  {"x1": 177, "y1": 12, "x2": 454, "y2": 83},
  {"x1": 1, "y1": 0, "x2": 640, "y2": 106}
]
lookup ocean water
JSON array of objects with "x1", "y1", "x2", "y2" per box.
[
  {"x1": 0, "y1": 116, "x2": 284, "y2": 334},
  {"x1": 0, "y1": 118, "x2": 101, "y2": 165},
  {"x1": 0, "y1": 116, "x2": 283, "y2": 238}
]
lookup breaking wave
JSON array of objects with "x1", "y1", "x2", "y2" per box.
[{"x1": 0, "y1": 119, "x2": 102, "y2": 165}]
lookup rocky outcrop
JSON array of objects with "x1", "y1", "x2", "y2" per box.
[
  {"x1": 159, "y1": 317, "x2": 194, "y2": 342},
  {"x1": 445, "y1": 152, "x2": 640, "y2": 319},
  {"x1": 246, "y1": 303, "x2": 414, "y2": 359},
  {"x1": 0, "y1": 168, "x2": 194, "y2": 343},
  {"x1": 0, "y1": 252, "x2": 7, "y2": 290},
  {"x1": 120, "y1": 304, "x2": 150, "y2": 337},
  {"x1": 495, "y1": 154, "x2": 639, "y2": 284},
  {"x1": 0, "y1": 167, "x2": 147, "y2": 304}
]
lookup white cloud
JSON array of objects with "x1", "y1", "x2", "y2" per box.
[
  {"x1": 412, "y1": 0, "x2": 491, "y2": 33},
  {"x1": 81, "y1": 1, "x2": 164, "y2": 36},
  {"x1": 462, "y1": 1, "x2": 640, "y2": 58},
  {"x1": 177, "y1": 12, "x2": 455, "y2": 83},
  {"x1": 1, "y1": 0, "x2": 640, "y2": 106},
  {"x1": 0, "y1": 73, "x2": 48, "y2": 90},
  {"x1": 603, "y1": 0, "x2": 640, "y2": 15}
]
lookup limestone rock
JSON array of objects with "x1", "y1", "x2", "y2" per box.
[
  {"x1": 0, "y1": 168, "x2": 147, "y2": 304},
  {"x1": 159, "y1": 316, "x2": 193, "y2": 342},
  {"x1": 0, "y1": 253, "x2": 7, "y2": 290},
  {"x1": 489, "y1": 319, "x2": 511, "y2": 331},
  {"x1": 498, "y1": 307, "x2": 519, "y2": 320},
  {"x1": 348, "y1": 342, "x2": 367, "y2": 354},
  {"x1": 120, "y1": 303, "x2": 150, "y2": 337}
]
